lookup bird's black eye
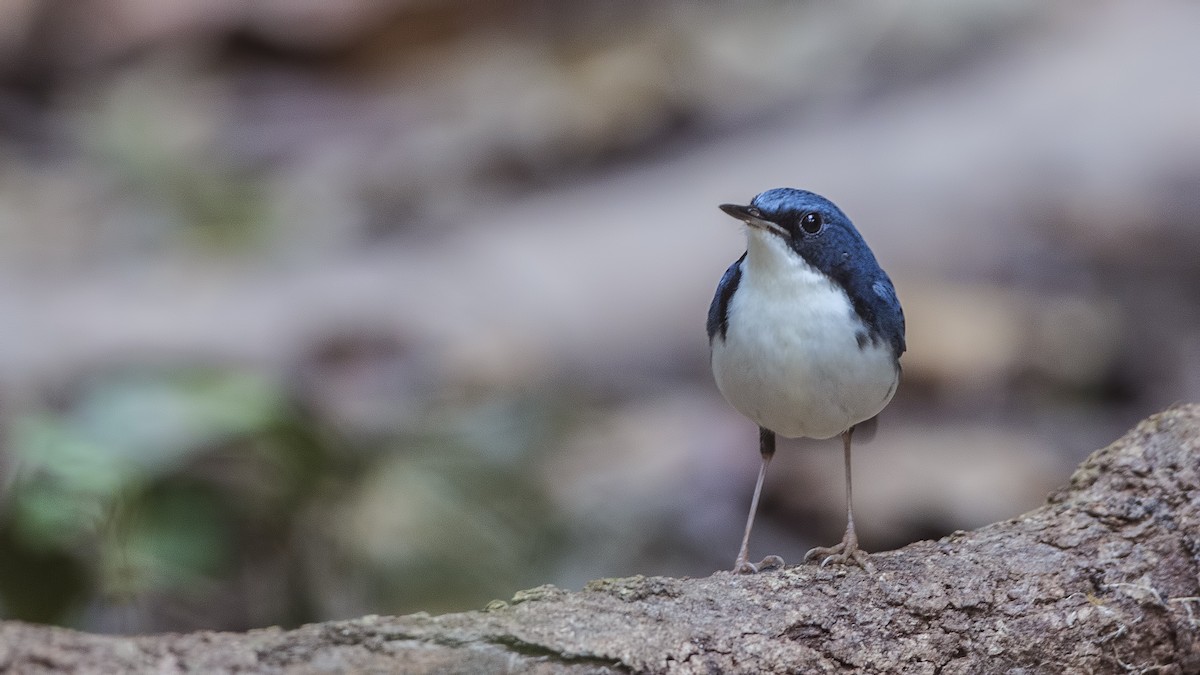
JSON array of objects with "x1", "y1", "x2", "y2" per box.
[{"x1": 800, "y1": 212, "x2": 823, "y2": 235}]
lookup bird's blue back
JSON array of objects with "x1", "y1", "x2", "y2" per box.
[{"x1": 708, "y1": 188, "x2": 905, "y2": 360}]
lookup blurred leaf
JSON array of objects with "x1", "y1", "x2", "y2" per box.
[
  {"x1": 100, "y1": 484, "x2": 232, "y2": 599},
  {"x1": 7, "y1": 368, "x2": 284, "y2": 546},
  {"x1": 1, "y1": 366, "x2": 291, "y2": 625},
  {"x1": 7, "y1": 417, "x2": 127, "y2": 549},
  {"x1": 70, "y1": 369, "x2": 285, "y2": 466}
]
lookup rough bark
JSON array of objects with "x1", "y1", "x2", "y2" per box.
[{"x1": 3, "y1": 405, "x2": 1199, "y2": 674}]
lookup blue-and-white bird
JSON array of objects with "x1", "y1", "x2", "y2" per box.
[{"x1": 707, "y1": 188, "x2": 905, "y2": 574}]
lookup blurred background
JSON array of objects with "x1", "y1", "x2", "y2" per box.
[{"x1": 0, "y1": 0, "x2": 1197, "y2": 634}]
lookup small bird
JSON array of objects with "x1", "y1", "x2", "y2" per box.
[{"x1": 707, "y1": 188, "x2": 905, "y2": 574}]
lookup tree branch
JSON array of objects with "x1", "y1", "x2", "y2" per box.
[{"x1": 4, "y1": 405, "x2": 1199, "y2": 674}]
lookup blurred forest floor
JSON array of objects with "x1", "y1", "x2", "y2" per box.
[{"x1": 0, "y1": 0, "x2": 1198, "y2": 634}]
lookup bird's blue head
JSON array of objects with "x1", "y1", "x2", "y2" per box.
[
  {"x1": 720, "y1": 188, "x2": 867, "y2": 271},
  {"x1": 718, "y1": 188, "x2": 906, "y2": 358}
]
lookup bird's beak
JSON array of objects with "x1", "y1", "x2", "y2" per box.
[{"x1": 719, "y1": 203, "x2": 786, "y2": 237}]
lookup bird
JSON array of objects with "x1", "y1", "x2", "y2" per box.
[{"x1": 707, "y1": 187, "x2": 905, "y2": 574}]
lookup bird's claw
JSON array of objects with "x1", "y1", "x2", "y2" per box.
[
  {"x1": 734, "y1": 554, "x2": 785, "y2": 574},
  {"x1": 804, "y1": 539, "x2": 875, "y2": 574}
]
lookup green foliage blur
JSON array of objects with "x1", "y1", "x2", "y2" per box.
[
  {"x1": 0, "y1": 367, "x2": 313, "y2": 627},
  {"x1": 0, "y1": 364, "x2": 571, "y2": 631}
]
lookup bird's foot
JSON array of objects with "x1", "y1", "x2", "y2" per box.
[
  {"x1": 804, "y1": 535, "x2": 875, "y2": 573},
  {"x1": 733, "y1": 555, "x2": 785, "y2": 574}
]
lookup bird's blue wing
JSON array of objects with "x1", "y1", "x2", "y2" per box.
[
  {"x1": 707, "y1": 254, "x2": 745, "y2": 342},
  {"x1": 870, "y1": 278, "x2": 906, "y2": 357}
]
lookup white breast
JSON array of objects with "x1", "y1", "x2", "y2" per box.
[{"x1": 710, "y1": 232, "x2": 898, "y2": 439}]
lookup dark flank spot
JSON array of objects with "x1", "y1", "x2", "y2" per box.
[{"x1": 855, "y1": 331, "x2": 870, "y2": 349}]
